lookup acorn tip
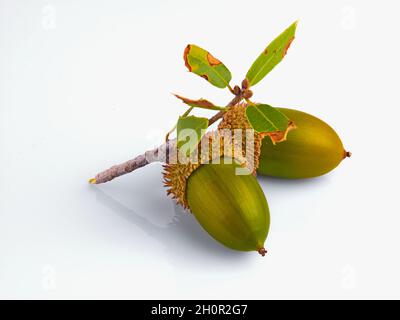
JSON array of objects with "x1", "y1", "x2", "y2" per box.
[
  {"x1": 345, "y1": 151, "x2": 352, "y2": 158},
  {"x1": 258, "y1": 247, "x2": 267, "y2": 257}
]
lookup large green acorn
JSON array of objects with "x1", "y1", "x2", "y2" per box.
[
  {"x1": 187, "y1": 160, "x2": 269, "y2": 255},
  {"x1": 258, "y1": 108, "x2": 350, "y2": 178},
  {"x1": 163, "y1": 132, "x2": 269, "y2": 256}
]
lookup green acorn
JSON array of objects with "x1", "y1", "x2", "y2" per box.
[
  {"x1": 258, "y1": 108, "x2": 350, "y2": 179},
  {"x1": 218, "y1": 104, "x2": 349, "y2": 179},
  {"x1": 187, "y1": 160, "x2": 269, "y2": 255},
  {"x1": 163, "y1": 131, "x2": 269, "y2": 256}
]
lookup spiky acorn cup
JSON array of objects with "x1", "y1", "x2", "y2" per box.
[{"x1": 163, "y1": 106, "x2": 272, "y2": 256}]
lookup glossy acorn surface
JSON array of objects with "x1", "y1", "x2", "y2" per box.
[
  {"x1": 258, "y1": 108, "x2": 349, "y2": 179},
  {"x1": 186, "y1": 160, "x2": 269, "y2": 255}
]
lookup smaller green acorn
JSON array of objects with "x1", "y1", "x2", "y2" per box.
[{"x1": 258, "y1": 108, "x2": 350, "y2": 179}]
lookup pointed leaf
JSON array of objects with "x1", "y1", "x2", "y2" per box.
[
  {"x1": 246, "y1": 104, "x2": 289, "y2": 132},
  {"x1": 173, "y1": 94, "x2": 225, "y2": 111},
  {"x1": 184, "y1": 44, "x2": 232, "y2": 88},
  {"x1": 246, "y1": 21, "x2": 298, "y2": 86},
  {"x1": 246, "y1": 104, "x2": 295, "y2": 143},
  {"x1": 176, "y1": 116, "x2": 209, "y2": 155}
]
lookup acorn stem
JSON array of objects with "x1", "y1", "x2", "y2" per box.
[
  {"x1": 258, "y1": 247, "x2": 267, "y2": 257},
  {"x1": 208, "y1": 93, "x2": 243, "y2": 126},
  {"x1": 89, "y1": 143, "x2": 174, "y2": 184},
  {"x1": 90, "y1": 91, "x2": 245, "y2": 185}
]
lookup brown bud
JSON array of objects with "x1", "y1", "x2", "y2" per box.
[
  {"x1": 241, "y1": 78, "x2": 250, "y2": 90},
  {"x1": 233, "y1": 85, "x2": 241, "y2": 96},
  {"x1": 242, "y1": 89, "x2": 253, "y2": 99}
]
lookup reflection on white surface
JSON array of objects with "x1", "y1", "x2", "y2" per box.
[{"x1": 91, "y1": 177, "x2": 254, "y2": 262}]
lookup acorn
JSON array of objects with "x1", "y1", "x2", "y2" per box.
[
  {"x1": 163, "y1": 132, "x2": 270, "y2": 256},
  {"x1": 218, "y1": 104, "x2": 349, "y2": 179},
  {"x1": 258, "y1": 108, "x2": 350, "y2": 179}
]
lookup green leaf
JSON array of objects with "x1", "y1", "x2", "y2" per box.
[
  {"x1": 176, "y1": 115, "x2": 209, "y2": 156},
  {"x1": 246, "y1": 104, "x2": 296, "y2": 144},
  {"x1": 184, "y1": 44, "x2": 232, "y2": 88},
  {"x1": 173, "y1": 94, "x2": 225, "y2": 111},
  {"x1": 246, "y1": 21, "x2": 298, "y2": 86},
  {"x1": 246, "y1": 104, "x2": 290, "y2": 132}
]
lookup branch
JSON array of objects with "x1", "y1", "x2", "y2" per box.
[
  {"x1": 209, "y1": 93, "x2": 243, "y2": 126},
  {"x1": 90, "y1": 140, "x2": 177, "y2": 184},
  {"x1": 90, "y1": 91, "x2": 244, "y2": 184}
]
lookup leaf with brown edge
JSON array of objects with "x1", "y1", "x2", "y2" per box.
[
  {"x1": 246, "y1": 21, "x2": 298, "y2": 87},
  {"x1": 262, "y1": 121, "x2": 297, "y2": 145},
  {"x1": 173, "y1": 94, "x2": 225, "y2": 111},
  {"x1": 246, "y1": 104, "x2": 296, "y2": 144},
  {"x1": 184, "y1": 44, "x2": 232, "y2": 89}
]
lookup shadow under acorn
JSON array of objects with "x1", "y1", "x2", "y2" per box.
[
  {"x1": 88, "y1": 164, "x2": 332, "y2": 265},
  {"x1": 257, "y1": 173, "x2": 331, "y2": 191},
  {"x1": 88, "y1": 171, "x2": 254, "y2": 266}
]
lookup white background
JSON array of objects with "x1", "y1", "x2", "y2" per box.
[{"x1": 1, "y1": 0, "x2": 399, "y2": 299}]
